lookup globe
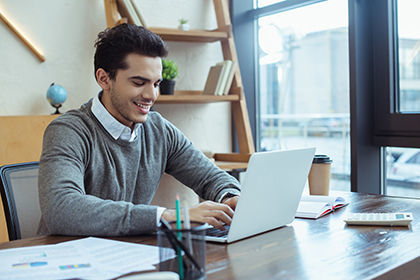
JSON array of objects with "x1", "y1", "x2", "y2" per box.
[{"x1": 46, "y1": 83, "x2": 67, "y2": 114}]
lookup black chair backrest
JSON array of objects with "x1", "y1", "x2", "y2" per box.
[{"x1": 0, "y1": 162, "x2": 40, "y2": 241}]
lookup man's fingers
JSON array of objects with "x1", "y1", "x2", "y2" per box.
[
  {"x1": 200, "y1": 209, "x2": 232, "y2": 226},
  {"x1": 211, "y1": 209, "x2": 232, "y2": 225},
  {"x1": 203, "y1": 216, "x2": 225, "y2": 229},
  {"x1": 223, "y1": 196, "x2": 239, "y2": 210},
  {"x1": 189, "y1": 201, "x2": 235, "y2": 227},
  {"x1": 203, "y1": 201, "x2": 234, "y2": 218}
]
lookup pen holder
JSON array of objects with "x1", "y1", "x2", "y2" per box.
[{"x1": 158, "y1": 222, "x2": 207, "y2": 280}]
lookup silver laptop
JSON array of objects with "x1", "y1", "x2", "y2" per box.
[{"x1": 205, "y1": 148, "x2": 315, "y2": 243}]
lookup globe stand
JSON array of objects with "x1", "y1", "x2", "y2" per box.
[{"x1": 51, "y1": 104, "x2": 62, "y2": 115}]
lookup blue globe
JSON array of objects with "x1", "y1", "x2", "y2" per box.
[{"x1": 47, "y1": 83, "x2": 67, "y2": 106}]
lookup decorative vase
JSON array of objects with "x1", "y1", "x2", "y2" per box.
[{"x1": 160, "y1": 79, "x2": 175, "y2": 95}]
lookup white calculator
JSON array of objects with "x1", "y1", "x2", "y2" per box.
[{"x1": 343, "y1": 212, "x2": 413, "y2": 226}]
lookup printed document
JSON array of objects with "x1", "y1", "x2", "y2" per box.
[{"x1": 0, "y1": 237, "x2": 175, "y2": 280}]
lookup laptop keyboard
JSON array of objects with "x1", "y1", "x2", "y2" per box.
[{"x1": 206, "y1": 225, "x2": 230, "y2": 238}]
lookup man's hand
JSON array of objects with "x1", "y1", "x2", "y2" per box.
[
  {"x1": 162, "y1": 200, "x2": 236, "y2": 229},
  {"x1": 221, "y1": 195, "x2": 239, "y2": 210}
]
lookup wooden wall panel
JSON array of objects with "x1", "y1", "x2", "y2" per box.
[{"x1": 0, "y1": 115, "x2": 57, "y2": 242}]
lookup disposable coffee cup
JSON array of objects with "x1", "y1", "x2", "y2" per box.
[{"x1": 308, "y1": 155, "x2": 332, "y2": 196}]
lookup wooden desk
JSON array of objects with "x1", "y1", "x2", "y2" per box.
[{"x1": 0, "y1": 192, "x2": 419, "y2": 279}]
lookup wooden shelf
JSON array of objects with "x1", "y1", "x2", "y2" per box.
[
  {"x1": 215, "y1": 161, "x2": 248, "y2": 171},
  {"x1": 156, "y1": 88, "x2": 242, "y2": 104},
  {"x1": 149, "y1": 27, "x2": 228, "y2": 43},
  {"x1": 156, "y1": 94, "x2": 239, "y2": 104},
  {"x1": 213, "y1": 153, "x2": 251, "y2": 171}
]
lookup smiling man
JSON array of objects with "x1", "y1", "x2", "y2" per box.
[{"x1": 38, "y1": 24, "x2": 240, "y2": 236}]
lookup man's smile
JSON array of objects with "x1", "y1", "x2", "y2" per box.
[{"x1": 133, "y1": 101, "x2": 152, "y2": 113}]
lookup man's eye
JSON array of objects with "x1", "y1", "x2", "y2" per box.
[{"x1": 133, "y1": 81, "x2": 145, "y2": 86}]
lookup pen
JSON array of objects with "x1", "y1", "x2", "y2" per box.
[
  {"x1": 183, "y1": 205, "x2": 193, "y2": 255},
  {"x1": 176, "y1": 195, "x2": 182, "y2": 237},
  {"x1": 175, "y1": 194, "x2": 184, "y2": 279},
  {"x1": 182, "y1": 205, "x2": 190, "y2": 231}
]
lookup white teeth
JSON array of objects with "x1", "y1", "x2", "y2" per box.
[{"x1": 134, "y1": 102, "x2": 149, "y2": 109}]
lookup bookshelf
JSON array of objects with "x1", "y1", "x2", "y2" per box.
[
  {"x1": 149, "y1": 27, "x2": 229, "y2": 42},
  {"x1": 156, "y1": 90, "x2": 241, "y2": 104},
  {"x1": 103, "y1": 0, "x2": 255, "y2": 170}
]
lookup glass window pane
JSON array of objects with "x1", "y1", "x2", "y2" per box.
[
  {"x1": 386, "y1": 147, "x2": 420, "y2": 198},
  {"x1": 397, "y1": 0, "x2": 420, "y2": 113},
  {"x1": 257, "y1": 0, "x2": 286, "y2": 8},
  {"x1": 257, "y1": 0, "x2": 350, "y2": 192}
]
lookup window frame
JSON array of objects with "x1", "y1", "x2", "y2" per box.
[
  {"x1": 373, "y1": 0, "x2": 420, "y2": 146},
  {"x1": 232, "y1": 0, "x2": 420, "y2": 195}
]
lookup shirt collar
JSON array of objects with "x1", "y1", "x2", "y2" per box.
[{"x1": 91, "y1": 92, "x2": 142, "y2": 142}]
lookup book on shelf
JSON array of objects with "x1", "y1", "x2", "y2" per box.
[
  {"x1": 214, "y1": 60, "x2": 233, "y2": 95},
  {"x1": 222, "y1": 61, "x2": 236, "y2": 95},
  {"x1": 117, "y1": 0, "x2": 143, "y2": 26},
  {"x1": 202, "y1": 60, "x2": 234, "y2": 96},
  {"x1": 203, "y1": 64, "x2": 224, "y2": 95},
  {"x1": 295, "y1": 195, "x2": 349, "y2": 219}
]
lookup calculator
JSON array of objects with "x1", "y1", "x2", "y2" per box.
[{"x1": 343, "y1": 212, "x2": 413, "y2": 226}]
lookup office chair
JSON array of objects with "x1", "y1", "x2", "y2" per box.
[{"x1": 0, "y1": 162, "x2": 40, "y2": 241}]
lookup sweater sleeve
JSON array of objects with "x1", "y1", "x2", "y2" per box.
[
  {"x1": 38, "y1": 119, "x2": 158, "y2": 236},
  {"x1": 162, "y1": 119, "x2": 241, "y2": 201}
]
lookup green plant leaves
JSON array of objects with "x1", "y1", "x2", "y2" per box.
[{"x1": 162, "y1": 59, "x2": 178, "y2": 80}]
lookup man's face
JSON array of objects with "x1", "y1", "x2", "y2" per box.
[{"x1": 100, "y1": 53, "x2": 162, "y2": 128}]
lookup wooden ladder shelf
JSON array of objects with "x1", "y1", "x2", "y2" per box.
[{"x1": 103, "y1": 0, "x2": 255, "y2": 170}]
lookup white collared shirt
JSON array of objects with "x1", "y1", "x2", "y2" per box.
[
  {"x1": 91, "y1": 93, "x2": 142, "y2": 142},
  {"x1": 91, "y1": 92, "x2": 166, "y2": 224}
]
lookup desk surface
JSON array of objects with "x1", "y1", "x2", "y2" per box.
[{"x1": 0, "y1": 192, "x2": 419, "y2": 280}]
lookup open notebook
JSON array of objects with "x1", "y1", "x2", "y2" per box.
[
  {"x1": 205, "y1": 148, "x2": 315, "y2": 243},
  {"x1": 295, "y1": 195, "x2": 349, "y2": 219}
]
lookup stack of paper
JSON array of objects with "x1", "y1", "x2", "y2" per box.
[
  {"x1": 203, "y1": 60, "x2": 236, "y2": 96},
  {"x1": 0, "y1": 237, "x2": 175, "y2": 280}
]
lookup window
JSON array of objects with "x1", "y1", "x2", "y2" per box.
[
  {"x1": 373, "y1": 0, "x2": 420, "y2": 141},
  {"x1": 233, "y1": 0, "x2": 420, "y2": 197},
  {"x1": 256, "y1": 0, "x2": 350, "y2": 191},
  {"x1": 370, "y1": 0, "x2": 420, "y2": 197},
  {"x1": 257, "y1": 0, "x2": 286, "y2": 8},
  {"x1": 397, "y1": 0, "x2": 420, "y2": 113},
  {"x1": 386, "y1": 147, "x2": 420, "y2": 197}
]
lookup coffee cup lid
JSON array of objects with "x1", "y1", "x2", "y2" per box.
[{"x1": 313, "y1": 155, "x2": 332, "y2": 164}]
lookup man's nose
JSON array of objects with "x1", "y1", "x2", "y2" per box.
[{"x1": 142, "y1": 84, "x2": 158, "y2": 100}]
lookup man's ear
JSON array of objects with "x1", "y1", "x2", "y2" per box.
[{"x1": 96, "y1": 68, "x2": 111, "y2": 90}]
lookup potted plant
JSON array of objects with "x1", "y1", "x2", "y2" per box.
[
  {"x1": 160, "y1": 59, "x2": 178, "y2": 95},
  {"x1": 178, "y1": 18, "x2": 190, "y2": 31}
]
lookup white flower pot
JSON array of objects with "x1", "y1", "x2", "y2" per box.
[{"x1": 178, "y1": 23, "x2": 190, "y2": 31}]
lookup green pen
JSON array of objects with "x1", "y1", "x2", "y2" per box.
[{"x1": 175, "y1": 194, "x2": 184, "y2": 279}]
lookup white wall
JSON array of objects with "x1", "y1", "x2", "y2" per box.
[
  {"x1": 0, "y1": 0, "x2": 103, "y2": 114},
  {"x1": 0, "y1": 0, "x2": 233, "y2": 206}
]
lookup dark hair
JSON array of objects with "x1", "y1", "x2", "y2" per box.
[{"x1": 94, "y1": 23, "x2": 168, "y2": 80}]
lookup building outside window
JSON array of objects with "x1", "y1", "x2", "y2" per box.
[
  {"x1": 384, "y1": 0, "x2": 420, "y2": 198},
  {"x1": 256, "y1": 0, "x2": 350, "y2": 191},
  {"x1": 253, "y1": 0, "x2": 420, "y2": 197}
]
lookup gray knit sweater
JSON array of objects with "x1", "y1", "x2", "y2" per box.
[{"x1": 38, "y1": 100, "x2": 240, "y2": 236}]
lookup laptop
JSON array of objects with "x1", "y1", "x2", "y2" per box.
[{"x1": 205, "y1": 147, "x2": 315, "y2": 243}]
